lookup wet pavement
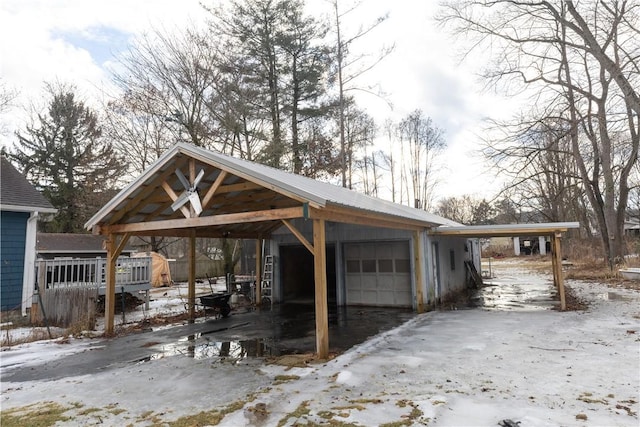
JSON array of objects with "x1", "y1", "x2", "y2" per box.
[
  {"x1": 2, "y1": 303, "x2": 414, "y2": 383},
  {"x1": 2, "y1": 266, "x2": 562, "y2": 384},
  {"x1": 469, "y1": 270, "x2": 558, "y2": 311}
]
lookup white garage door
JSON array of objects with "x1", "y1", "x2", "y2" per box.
[{"x1": 344, "y1": 241, "x2": 412, "y2": 307}]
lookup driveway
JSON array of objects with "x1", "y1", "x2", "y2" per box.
[{"x1": 1, "y1": 303, "x2": 414, "y2": 382}]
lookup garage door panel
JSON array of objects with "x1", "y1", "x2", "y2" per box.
[
  {"x1": 344, "y1": 241, "x2": 412, "y2": 307},
  {"x1": 395, "y1": 291, "x2": 412, "y2": 306},
  {"x1": 377, "y1": 276, "x2": 395, "y2": 289}
]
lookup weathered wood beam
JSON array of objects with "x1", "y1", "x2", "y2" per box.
[
  {"x1": 255, "y1": 239, "x2": 262, "y2": 304},
  {"x1": 201, "y1": 170, "x2": 228, "y2": 210},
  {"x1": 161, "y1": 181, "x2": 191, "y2": 219},
  {"x1": 107, "y1": 206, "x2": 304, "y2": 234},
  {"x1": 552, "y1": 233, "x2": 566, "y2": 311},
  {"x1": 282, "y1": 219, "x2": 314, "y2": 253},
  {"x1": 313, "y1": 218, "x2": 329, "y2": 359},
  {"x1": 108, "y1": 157, "x2": 188, "y2": 224},
  {"x1": 104, "y1": 233, "x2": 131, "y2": 335},
  {"x1": 310, "y1": 206, "x2": 424, "y2": 231},
  {"x1": 216, "y1": 181, "x2": 263, "y2": 194},
  {"x1": 188, "y1": 229, "x2": 196, "y2": 322}
]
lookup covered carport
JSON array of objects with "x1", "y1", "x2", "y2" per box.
[
  {"x1": 430, "y1": 222, "x2": 580, "y2": 310},
  {"x1": 85, "y1": 143, "x2": 457, "y2": 358}
]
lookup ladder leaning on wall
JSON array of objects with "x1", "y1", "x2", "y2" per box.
[{"x1": 261, "y1": 254, "x2": 273, "y2": 306}]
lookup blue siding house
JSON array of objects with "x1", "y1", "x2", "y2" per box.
[{"x1": 1, "y1": 157, "x2": 56, "y2": 314}]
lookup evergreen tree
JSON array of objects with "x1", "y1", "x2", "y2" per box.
[{"x1": 9, "y1": 83, "x2": 126, "y2": 232}]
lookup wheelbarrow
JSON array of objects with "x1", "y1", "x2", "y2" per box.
[{"x1": 199, "y1": 293, "x2": 232, "y2": 318}]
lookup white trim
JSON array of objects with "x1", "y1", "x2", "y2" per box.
[
  {"x1": 21, "y1": 212, "x2": 39, "y2": 315},
  {"x1": 0, "y1": 204, "x2": 56, "y2": 214}
]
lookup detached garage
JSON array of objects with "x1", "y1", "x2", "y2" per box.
[{"x1": 85, "y1": 143, "x2": 576, "y2": 357}]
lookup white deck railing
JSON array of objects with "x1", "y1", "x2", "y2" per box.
[{"x1": 37, "y1": 257, "x2": 152, "y2": 293}]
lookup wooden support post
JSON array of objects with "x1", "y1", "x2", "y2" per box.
[
  {"x1": 413, "y1": 230, "x2": 425, "y2": 313},
  {"x1": 551, "y1": 235, "x2": 558, "y2": 289},
  {"x1": 188, "y1": 229, "x2": 196, "y2": 322},
  {"x1": 552, "y1": 232, "x2": 566, "y2": 311},
  {"x1": 104, "y1": 233, "x2": 131, "y2": 335},
  {"x1": 255, "y1": 239, "x2": 262, "y2": 304},
  {"x1": 313, "y1": 219, "x2": 329, "y2": 359},
  {"x1": 105, "y1": 235, "x2": 116, "y2": 335}
]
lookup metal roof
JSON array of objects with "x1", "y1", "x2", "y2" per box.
[
  {"x1": 1, "y1": 157, "x2": 56, "y2": 213},
  {"x1": 85, "y1": 143, "x2": 459, "y2": 237}
]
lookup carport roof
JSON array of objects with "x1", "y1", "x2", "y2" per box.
[
  {"x1": 432, "y1": 222, "x2": 580, "y2": 237},
  {"x1": 85, "y1": 143, "x2": 459, "y2": 237}
]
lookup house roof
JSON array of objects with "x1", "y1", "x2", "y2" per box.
[
  {"x1": 85, "y1": 143, "x2": 459, "y2": 237},
  {"x1": 0, "y1": 157, "x2": 56, "y2": 213},
  {"x1": 37, "y1": 233, "x2": 134, "y2": 254}
]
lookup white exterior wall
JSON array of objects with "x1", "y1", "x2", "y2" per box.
[
  {"x1": 427, "y1": 235, "x2": 469, "y2": 302},
  {"x1": 270, "y1": 220, "x2": 471, "y2": 310}
]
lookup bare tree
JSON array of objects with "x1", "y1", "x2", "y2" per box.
[
  {"x1": 329, "y1": 0, "x2": 393, "y2": 187},
  {"x1": 111, "y1": 28, "x2": 220, "y2": 149},
  {"x1": 398, "y1": 110, "x2": 446, "y2": 210},
  {"x1": 440, "y1": 0, "x2": 639, "y2": 266},
  {"x1": 435, "y1": 195, "x2": 494, "y2": 225}
]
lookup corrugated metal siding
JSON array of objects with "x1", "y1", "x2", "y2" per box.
[{"x1": 1, "y1": 211, "x2": 28, "y2": 311}]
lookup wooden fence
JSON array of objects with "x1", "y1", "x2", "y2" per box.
[
  {"x1": 34, "y1": 287, "x2": 99, "y2": 328},
  {"x1": 169, "y1": 259, "x2": 224, "y2": 282},
  {"x1": 31, "y1": 257, "x2": 152, "y2": 327}
]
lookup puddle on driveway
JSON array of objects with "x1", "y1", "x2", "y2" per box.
[
  {"x1": 140, "y1": 304, "x2": 415, "y2": 363},
  {"x1": 469, "y1": 279, "x2": 558, "y2": 311}
]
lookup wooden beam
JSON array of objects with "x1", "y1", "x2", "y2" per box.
[
  {"x1": 255, "y1": 239, "x2": 262, "y2": 304},
  {"x1": 310, "y1": 206, "x2": 424, "y2": 231},
  {"x1": 161, "y1": 181, "x2": 191, "y2": 219},
  {"x1": 216, "y1": 181, "x2": 263, "y2": 194},
  {"x1": 552, "y1": 233, "x2": 566, "y2": 311},
  {"x1": 413, "y1": 230, "x2": 425, "y2": 313},
  {"x1": 188, "y1": 229, "x2": 196, "y2": 322},
  {"x1": 108, "y1": 206, "x2": 304, "y2": 234},
  {"x1": 313, "y1": 218, "x2": 329, "y2": 359},
  {"x1": 108, "y1": 157, "x2": 188, "y2": 224},
  {"x1": 201, "y1": 170, "x2": 228, "y2": 210},
  {"x1": 282, "y1": 219, "x2": 314, "y2": 253},
  {"x1": 431, "y1": 228, "x2": 573, "y2": 238},
  {"x1": 104, "y1": 233, "x2": 131, "y2": 335}
]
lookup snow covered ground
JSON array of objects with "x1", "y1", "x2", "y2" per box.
[{"x1": 1, "y1": 261, "x2": 639, "y2": 426}]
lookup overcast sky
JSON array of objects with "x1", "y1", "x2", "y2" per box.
[{"x1": 0, "y1": 0, "x2": 515, "y2": 201}]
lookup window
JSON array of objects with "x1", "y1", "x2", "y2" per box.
[
  {"x1": 450, "y1": 250, "x2": 456, "y2": 271},
  {"x1": 378, "y1": 259, "x2": 393, "y2": 273},
  {"x1": 346, "y1": 260, "x2": 360, "y2": 273},
  {"x1": 362, "y1": 259, "x2": 376, "y2": 273}
]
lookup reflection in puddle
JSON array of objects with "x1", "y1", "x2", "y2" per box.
[
  {"x1": 470, "y1": 280, "x2": 557, "y2": 311},
  {"x1": 138, "y1": 334, "x2": 277, "y2": 363},
  {"x1": 143, "y1": 335, "x2": 276, "y2": 363},
  {"x1": 137, "y1": 305, "x2": 414, "y2": 364}
]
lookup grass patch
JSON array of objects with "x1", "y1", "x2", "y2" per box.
[
  {"x1": 167, "y1": 398, "x2": 252, "y2": 426},
  {"x1": 277, "y1": 401, "x2": 310, "y2": 427},
  {"x1": 273, "y1": 374, "x2": 300, "y2": 384},
  {"x1": 1, "y1": 401, "x2": 72, "y2": 427}
]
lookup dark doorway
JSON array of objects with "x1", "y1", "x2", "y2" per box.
[{"x1": 280, "y1": 244, "x2": 336, "y2": 305}]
